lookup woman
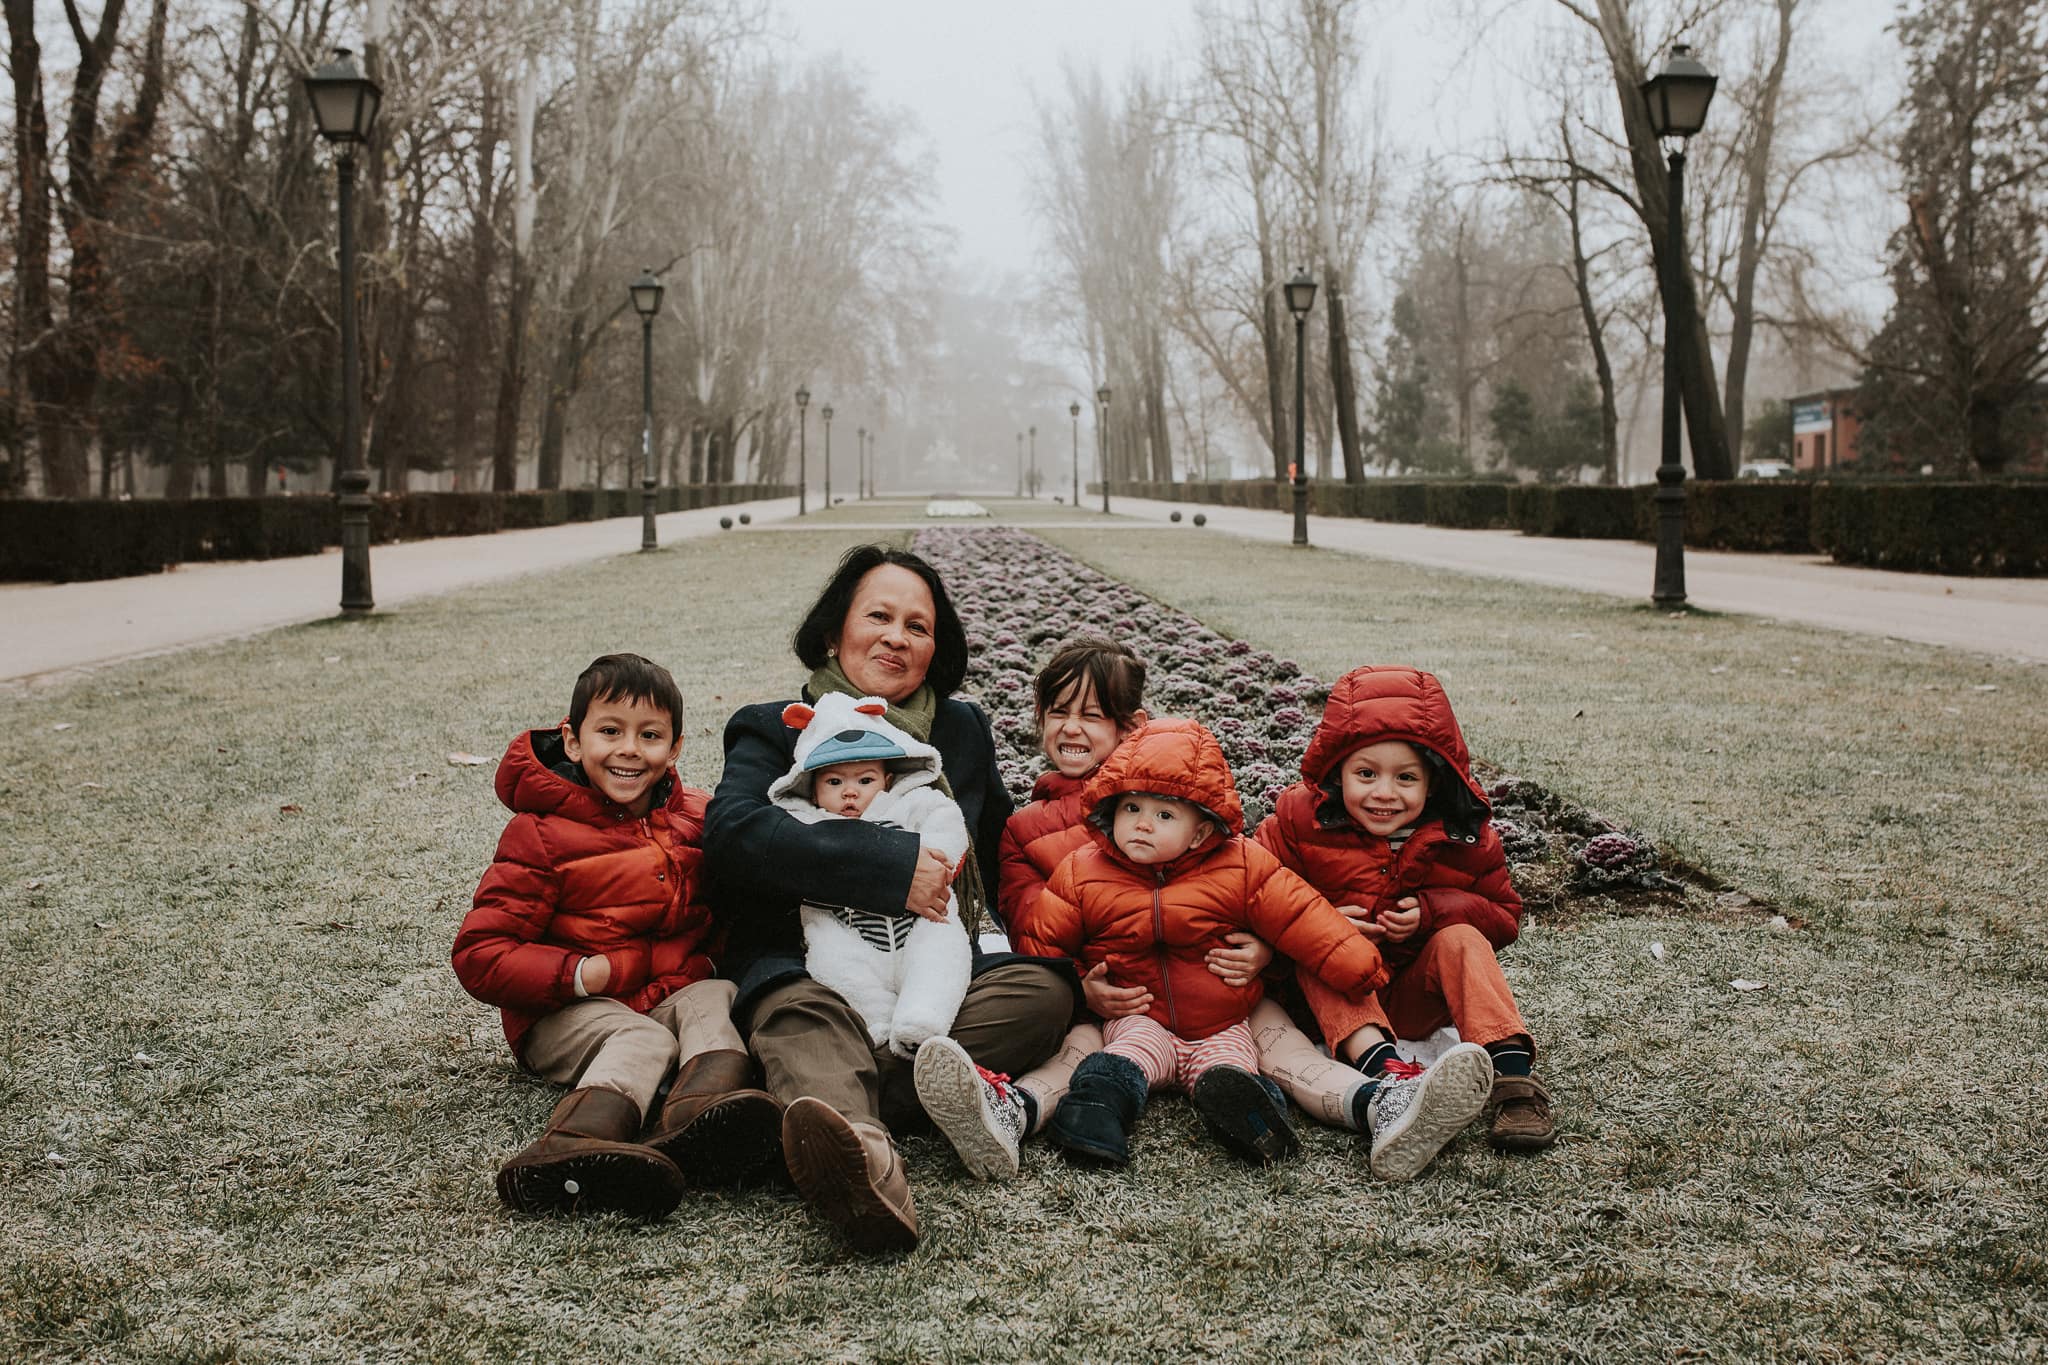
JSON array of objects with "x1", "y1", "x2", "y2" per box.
[{"x1": 703, "y1": 544, "x2": 1072, "y2": 1252}]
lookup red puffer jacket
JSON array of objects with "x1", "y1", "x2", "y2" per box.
[
  {"x1": 1254, "y1": 666, "x2": 1521, "y2": 972},
  {"x1": 1017, "y1": 719, "x2": 1386, "y2": 1040},
  {"x1": 452, "y1": 727, "x2": 716, "y2": 1058},
  {"x1": 997, "y1": 769, "x2": 1093, "y2": 939}
]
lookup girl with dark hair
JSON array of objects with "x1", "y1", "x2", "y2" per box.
[{"x1": 702, "y1": 544, "x2": 1071, "y2": 1253}]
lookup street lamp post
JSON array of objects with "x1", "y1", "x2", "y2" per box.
[
  {"x1": 857, "y1": 426, "x2": 866, "y2": 501},
  {"x1": 1069, "y1": 401, "x2": 1081, "y2": 508},
  {"x1": 1096, "y1": 386, "x2": 1112, "y2": 514},
  {"x1": 1641, "y1": 42, "x2": 1718, "y2": 608},
  {"x1": 1028, "y1": 425, "x2": 1038, "y2": 498},
  {"x1": 795, "y1": 386, "x2": 809, "y2": 514},
  {"x1": 1285, "y1": 269, "x2": 1317, "y2": 548},
  {"x1": 822, "y1": 404, "x2": 834, "y2": 507},
  {"x1": 1015, "y1": 431, "x2": 1024, "y2": 498},
  {"x1": 630, "y1": 269, "x2": 664, "y2": 551},
  {"x1": 303, "y1": 48, "x2": 382, "y2": 613}
]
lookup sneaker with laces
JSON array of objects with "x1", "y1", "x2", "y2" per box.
[
  {"x1": 1364, "y1": 1041, "x2": 1494, "y2": 1181},
  {"x1": 913, "y1": 1036, "x2": 1025, "y2": 1180}
]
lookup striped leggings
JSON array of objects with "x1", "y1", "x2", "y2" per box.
[{"x1": 1102, "y1": 1015, "x2": 1259, "y2": 1095}]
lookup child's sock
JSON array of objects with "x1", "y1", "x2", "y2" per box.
[
  {"x1": 1344, "y1": 1043, "x2": 1400, "y2": 1133},
  {"x1": 1486, "y1": 1040, "x2": 1534, "y2": 1078},
  {"x1": 1017, "y1": 1087, "x2": 1041, "y2": 1136}
]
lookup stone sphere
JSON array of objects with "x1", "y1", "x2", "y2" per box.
[
  {"x1": 1193, "y1": 513, "x2": 1207, "y2": 527},
  {"x1": 739, "y1": 512, "x2": 752, "y2": 524},
  {"x1": 1169, "y1": 511, "x2": 1183, "y2": 523},
  {"x1": 719, "y1": 516, "x2": 733, "y2": 530}
]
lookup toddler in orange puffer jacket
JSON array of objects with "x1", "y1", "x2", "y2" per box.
[
  {"x1": 1016, "y1": 718, "x2": 1387, "y2": 1166},
  {"x1": 452, "y1": 653, "x2": 780, "y2": 1220}
]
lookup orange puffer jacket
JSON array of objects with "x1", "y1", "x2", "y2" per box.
[
  {"x1": 997, "y1": 769, "x2": 1093, "y2": 939},
  {"x1": 452, "y1": 727, "x2": 716, "y2": 1058},
  {"x1": 1017, "y1": 719, "x2": 1387, "y2": 1040},
  {"x1": 1254, "y1": 666, "x2": 1521, "y2": 972}
]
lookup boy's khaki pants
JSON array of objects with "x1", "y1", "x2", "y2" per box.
[
  {"x1": 521, "y1": 978, "x2": 745, "y2": 1119},
  {"x1": 1300, "y1": 923, "x2": 1531, "y2": 1059}
]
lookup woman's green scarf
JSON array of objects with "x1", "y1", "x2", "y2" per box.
[{"x1": 806, "y1": 659, "x2": 989, "y2": 940}]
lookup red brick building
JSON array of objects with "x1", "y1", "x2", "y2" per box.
[{"x1": 1789, "y1": 389, "x2": 1868, "y2": 472}]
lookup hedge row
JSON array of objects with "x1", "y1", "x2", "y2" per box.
[
  {"x1": 0, "y1": 484, "x2": 794, "y2": 583},
  {"x1": 1112, "y1": 478, "x2": 2042, "y2": 575}
]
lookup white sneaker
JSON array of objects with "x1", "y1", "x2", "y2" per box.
[
  {"x1": 913, "y1": 1036, "x2": 1025, "y2": 1181},
  {"x1": 1365, "y1": 1041, "x2": 1494, "y2": 1181}
]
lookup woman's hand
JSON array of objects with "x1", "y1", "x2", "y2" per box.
[
  {"x1": 1338, "y1": 903, "x2": 1377, "y2": 936},
  {"x1": 1205, "y1": 932, "x2": 1274, "y2": 988},
  {"x1": 1081, "y1": 962, "x2": 1153, "y2": 1019},
  {"x1": 1359, "y1": 896, "x2": 1422, "y2": 943},
  {"x1": 905, "y1": 847, "x2": 954, "y2": 922}
]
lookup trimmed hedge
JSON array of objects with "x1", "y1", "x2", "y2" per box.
[
  {"x1": 1812, "y1": 482, "x2": 2048, "y2": 575},
  {"x1": 0, "y1": 483, "x2": 794, "y2": 583},
  {"x1": 1107, "y1": 476, "x2": 2044, "y2": 575}
]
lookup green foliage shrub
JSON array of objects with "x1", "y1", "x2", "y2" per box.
[{"x1": 1811, "y1": 481, "x2": 2048, "y2": 574}]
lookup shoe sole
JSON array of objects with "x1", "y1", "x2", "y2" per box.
[
  {"x1": 1370, "y1": 1043, "x2": 1495, "y2": 1182},
  {"x1": 648, "y1": 1093, "x2": 785, "y2": 1187},
  {"x1": 913, "y1": 1039, "x2": 1021, "y2": 1181},
  {"x1": 496, "y1": 1146, "x2": 685, "y2": 1220},
  {"x1": 1490, "y1": 1125, "x2": 1558, "y2": 1153},
  {"x1": 1191, "y1": 1069, "x2": 1299, "y2": 1165},
  {"x1": 781, "y1": 1099, "x2": 918, "y2": 1254},
  {"x1": 1047, "y1": 1123, "x2": 1130, "y2": 1167}
]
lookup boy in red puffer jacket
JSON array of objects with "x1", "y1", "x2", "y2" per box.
[
  {"x1": 1017, "y1": 718, "x2": 1393, "y2": 1167},
  {"x1": 1254, "y1": 665, "x2": 1556, "y2": 1154},
  {"x1": 453, "y1": 654, "x2": 780, "y2": 1219}
]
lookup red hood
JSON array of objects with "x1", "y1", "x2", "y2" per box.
[
  {"x1": 494, "y1": 726, "x2": 681, "y2": 821},
  {"x1": 1081, "y1": 717, "x2": 1244, "y2": 838},
  {"x1": 1298, "y1": 667, "x2": 1490, "y2": 813},
  {"x1": 1029, "y1": 768, "x2": 1090, "y2": 804}
]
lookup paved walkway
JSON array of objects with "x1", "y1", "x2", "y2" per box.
[
  {"x1": 1106, "y1": 497, "x2": 2048, "y2": 664},
  {"x1": 4, "y1": 492, "x2": 2042, "y2": 684}
]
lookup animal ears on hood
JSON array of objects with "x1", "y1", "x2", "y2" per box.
[
  {"x1": 854, "y1": 701, "x2": 887, "y2": 717},
  {"x1": 781, "y1": 702, "x2": 815, "y2": 729}
]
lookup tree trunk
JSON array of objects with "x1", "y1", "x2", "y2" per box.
[
  {"x1": 1256, "y1": 203, "x2": 1290, "y2": 480},
  {"x1": 1564, "y1": 169, "x2": 1620, "y2": 483},
  {"x1": 1327, "y1": 282, "x2": 1364, "y2": 482}
]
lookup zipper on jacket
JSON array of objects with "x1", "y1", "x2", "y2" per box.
[{"x1": 1150, "y1": 873, "x2": 1180, "y2": 1035}]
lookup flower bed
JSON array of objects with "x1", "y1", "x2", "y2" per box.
[{"x1": 913, "y1": 525, "x2": 1691, "y2": 909}]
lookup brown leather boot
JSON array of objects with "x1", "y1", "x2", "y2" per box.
[
  {"x1": 496, "y1": 1087, "x2": 685, "y2": 1220},
  {"x1": 781, "y1": 1097, "x2": 918, "y2": 1253},
  {"x1": 1486, "y1": 1073, "x2": 1557, "y2": 1152},
  {"x1": 645, "y1": 1048, "x2": 784, "y2": 1187}
]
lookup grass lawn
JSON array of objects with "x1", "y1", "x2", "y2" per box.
[{"x1": 2, "y1": 522, "x2": 2043, "y2": 1362}]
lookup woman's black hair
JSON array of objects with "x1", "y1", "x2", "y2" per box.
[{"x1": 792, "y1": 544, "x2": 970, "y2": 697}]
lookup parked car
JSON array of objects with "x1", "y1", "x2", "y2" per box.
[{"x1": 1739, "y1": 460, "x2": 1795, "y2": 479}]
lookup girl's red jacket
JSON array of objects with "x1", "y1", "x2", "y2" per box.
[
  {"x1": 1253, "y1": 665, "x2": 1521, "y2": 972},
  {"x1": 452, "y1": 728, "x2": 717, "y2": 1058},
  {"x1": 1016, "y1": 719, "x2": 1387, "y2": 1040},
  {"x1": 997, "y1": 769, "x2": 1093, "y2": 938}
]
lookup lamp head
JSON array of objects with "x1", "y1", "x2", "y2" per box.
[
  {"x1": 629, "y1": 269, "x2": 664, "y2": 318},
  {"x1": 1285, "y1": 269, "x2": 1318, "y2": 319},
  {"x1": 304, "y1": 47, "x2": 382, "y2": 145},
  {"x1": 796, "y1": 386, "x2": 809, "y2": 409},
  {"x1": 1640, "y1": 42, "x2": 1718, "y2": 139}
]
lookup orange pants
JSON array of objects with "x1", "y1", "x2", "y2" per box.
[{"x1": 1301, "y1": 923, "x2": 1530, "y2": 1057}]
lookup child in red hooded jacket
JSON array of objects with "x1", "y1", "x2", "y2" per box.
[
  {"x1": 1254, "y1": 665, "x2": 1556, "y2": 1153},
  {"x1": 1017, "y1": 718, "x2": 1391, "y2": 1166},
  {"x1": 453, "y1": 654, "x2": 781, "y2": 1219}
]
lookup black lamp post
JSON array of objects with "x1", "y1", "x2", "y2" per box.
[
  {"x1": 630, "y1": 269, "x2": 664, "y2": 551},
  {"x1": 795, "y1": 386, "x2": 809, "y2": 514},
  {"x1": 1069, "y1": 401, "x2": 1081, "y2": 508},
  {"x1": 1028, "y1": 424, "x2": 1038, "y2": 498},
  {"x1": 1641, "y1": 41, "x2": 1718, "y2": 607},
  {"x1": 303, "y1": 47, "x2": 382, "y2": 613},
  {"x1": 1014, "y1": 431, "x2": 1024, "y2": 497},
  {"x1": 1096, "y1": 385, "x2": 1112, "y2": 514},
  {"x1": 1285, "y1": 269, "x2": 1317, "y2": 547},
  {"x1": 857, "y1": 426, "x2": 866, "y2": 501},
  {"x1": 821, "y1": 404, "x2": 834, "y2": 507}
]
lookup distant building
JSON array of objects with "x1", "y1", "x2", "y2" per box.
[{"x1": 1789, "y1": 388, "x2": 1869, "y2": 472}]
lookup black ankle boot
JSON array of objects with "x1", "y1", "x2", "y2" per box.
[
  {"x1": 1191, "y1": 1066, "x2": 1300, "y2": 1164},
  {"x1": 1048, "y1": 1053, "x2": 1149, "y2": 1166}
]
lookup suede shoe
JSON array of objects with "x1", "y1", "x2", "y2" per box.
[
  {"x1": 1191, "y1": 1066, "x2": 1300, "y2": 1165},
  {"x1": 646, "y1": 1048, "x2": 784, "y2": 1187},
  {"x1": 781, "y1": 1097, "x2": 918, "y2": 1253},
  {"x1": 496, "y1": 1087, "x2": 686, "y2": 1220},
  {"x1": 1048, "y1": 1052, "x2": 1148, "y2": 1166},
  {"x1": 1487, "y1": 1073, "x2": 1557, "y2": 1151},
  {"x1": 1364, "y1": 1042, "x2": 1494, "y2": 1181}
]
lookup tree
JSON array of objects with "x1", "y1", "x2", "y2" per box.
[{"x1": 1859, "y1": 0, "x2": 2048, "y2": 474}]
